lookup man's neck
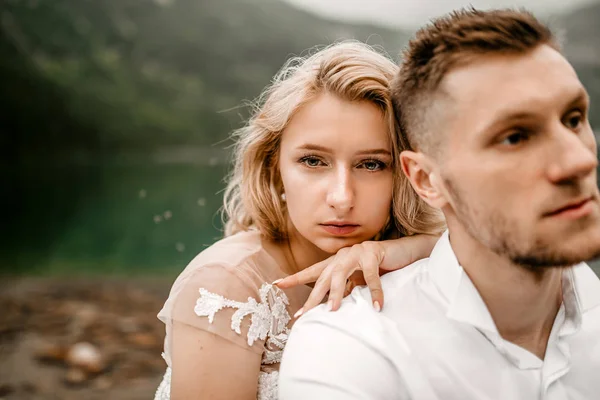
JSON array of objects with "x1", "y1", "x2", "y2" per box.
[{"x1": 449, "y1": 226, "x2": 563, "y2": 359}]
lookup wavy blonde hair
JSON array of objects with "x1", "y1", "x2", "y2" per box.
[{"x1": 222, "y1": 41, "x2": 445, "y2": 240}]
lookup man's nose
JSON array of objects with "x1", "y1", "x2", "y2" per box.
[{"x1": 546, "y1": 124, "x2": 597, "y2": 184}]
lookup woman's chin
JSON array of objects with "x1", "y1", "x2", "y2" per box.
[{"x1": 313, "y1": 236, "x2": 369, "y2": 255}]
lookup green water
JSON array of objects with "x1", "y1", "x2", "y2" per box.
[
  {"x1": 6, "y1": 157, "x2": 600, "y2": 277},
  {"x1": 7, "y1": 158, "x2": 229, "y2": 276}
]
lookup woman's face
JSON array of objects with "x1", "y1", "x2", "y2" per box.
[{"x1": 279, "y1": 92, "x2": 394, "y2": 255}]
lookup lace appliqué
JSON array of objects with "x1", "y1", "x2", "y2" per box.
[
  {"x1": 154, "y1": 354, "x2": 171, "y2": 400},
  {"x1": 257, "y1": 371, "x2": 279, "y2": 400},
  {"x1": 151, "y1": 283, "x2": 291, "y2": 400},
  {"x1": 194, "y1": 283, "x2": 292, "y2": 365},
  {"x1": 154, "y1": 284, "x2": 290, "y2": 400}
]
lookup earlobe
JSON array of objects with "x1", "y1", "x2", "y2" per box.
[
  {"x1": 427, "y1": 173, "x2": 449, "y2": 209},
  {"x1": 400, "y1": 151, "x2": 447, "y2": 209}
]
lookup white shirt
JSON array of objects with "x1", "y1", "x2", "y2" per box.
[{"x1": 279, "y1": 231, "x2": 600, "y2": 400}]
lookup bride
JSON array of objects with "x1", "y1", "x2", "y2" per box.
[{"x1": 154, "y1": 41, "x2": 445, "y2": 399}]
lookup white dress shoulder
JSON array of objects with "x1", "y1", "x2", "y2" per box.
[{"x1": 154, "y1": 231, "x2": 311, "y2": 399}]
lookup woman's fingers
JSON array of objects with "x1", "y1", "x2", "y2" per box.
[
  {"x1": 274, "y1": 257, "x2": 330, "y2": 288},
  {"x1": 280, "y1": 242, "x2": 389, "y2": 317},
  {"x1": 344, "y1": 271, "x2": 366, "y2": 297},
  {"x1": 317, "y1": 249, "x2": 358, "y2": 311},
  {"x1": 297, "y1": 272, "x2": 332, "y2": 317},
  {"x1": 328, "y1": 265, "x2": 355, "y2": 311},
  {"x1": 360, "y1": 251, "x2": 384, "y2": 311}
]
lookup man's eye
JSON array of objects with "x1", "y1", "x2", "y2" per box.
[
  {"x1": 565, "y1": 113, "x2": 583, "y2": 130},
  {"x1": 501, "y1": 131, "x2": 530, "y2": 146}
]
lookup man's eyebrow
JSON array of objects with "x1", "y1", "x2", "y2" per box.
[
  {"x1": 481, "y1": 111, "x2": 540, "y2": 135},
  {"x1": 563, "y1": 89, "x2": 590, "y2": 110},
  {"x1": 482, "y1": 88, "x2": 590, "y2": 134}
]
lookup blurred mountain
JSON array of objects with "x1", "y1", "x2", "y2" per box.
[
  {"x1": 0, "y1": 0, "x2": 409, "y2": 155},
  {"x1": 559, "y1": 1, "x2": 600, "y2": 66},
  {"x1": 1, "y1": 0, "x2": 598, "y2": 157},
  {"x1": 556, "y1": 2, "x2": 600, "y2": 130}
]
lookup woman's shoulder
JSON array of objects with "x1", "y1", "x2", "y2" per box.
[
  {"x1": 191, "y1": 229, "x2": 265, "y2": 268},
  {"x1": 158, "y1": 230, "x2": 293, "y2": 355},
  {"x1": 176, "y1": 229, "x2": 276, "y2": 283},
  {"x1": 164, "y1": 230, "x2": 278, "y2": 306}
]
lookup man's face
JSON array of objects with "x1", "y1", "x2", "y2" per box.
[{"x1": 435, "y1": 45, "x2": 600, "y2": 267}]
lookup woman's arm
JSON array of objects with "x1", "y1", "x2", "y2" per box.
[
  {"x1": 163, "y1": 263, "x2": 270, "y2": 399},
  {"x1": 170, "y1": 321, "x2": 262, "y2": 400},
  {"x1": 276, "y1": 234, "x2": 440, "y2": 314}
]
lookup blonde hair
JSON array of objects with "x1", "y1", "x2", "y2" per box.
[{"x1": 222, "y1": 41, "x2": 445, "y2": 240}]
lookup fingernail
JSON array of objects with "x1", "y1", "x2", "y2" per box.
[
  {"x1": 373, "y1": 301, "x2": 381, "y2": 312},
  {"x1": 293, "y1": 308, "x2": 304, "y2": 318},
  {"x1": 272, "y1": 279, "x2": 283, "y2": 286},
  {"x1": 326, "y1": 300, "x2": 333, "y2": 312}
]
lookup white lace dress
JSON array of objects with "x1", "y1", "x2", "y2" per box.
[{"x1": 154, "y1": 231, "x2": 311, "y2": 400}]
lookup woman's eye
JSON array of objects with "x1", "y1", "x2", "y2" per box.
[
  {"x1": 300, "y1": 156, "x2": 325, "y2": 167},
  {"x1": 359, "y1": 160, "x2": 386, "y2": 171}
]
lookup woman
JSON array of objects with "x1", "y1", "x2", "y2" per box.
[{"x1": 154, "y1": 41, "x2": 445, "y2": 400}]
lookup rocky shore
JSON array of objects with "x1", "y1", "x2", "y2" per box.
[{"x1": 0, "y1": 276, "x2": 173, "y2": 400}]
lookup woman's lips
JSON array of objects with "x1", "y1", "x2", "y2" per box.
[{"x1": 320, "y1": 224, "x2": 359, "y2": 235}]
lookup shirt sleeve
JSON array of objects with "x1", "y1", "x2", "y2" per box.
[{"x1": 278, "y1": 304, "x2": 411, "y2": 400}]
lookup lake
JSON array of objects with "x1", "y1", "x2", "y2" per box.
[
  {"x1": 4, "y1": 152, "x2": 600, "y2": 277},
  {"x1": 5, "y1": 154, "x2": 229, "y2": 276}
]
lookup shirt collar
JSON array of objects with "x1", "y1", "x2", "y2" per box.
[
  {"x1": 427, "y1": 231, "x2": 498, "y2": 334},
  {"x1": 427, "y1": 230, "x2": 600, "y2": 336},
  {"x1": 562, "y1": 262, "x2": 600, "y2": 337}
]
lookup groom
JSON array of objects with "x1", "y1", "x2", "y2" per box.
[{"x1": 279, "y1": 8, "x2": 600, "y2": 399}]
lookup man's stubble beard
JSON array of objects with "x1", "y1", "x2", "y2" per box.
[{"x1": 443, "y1": 177, "x2": 597, "y2": 270}]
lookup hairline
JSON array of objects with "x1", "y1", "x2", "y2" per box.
[{"x1": 406, "y1": 43, "x2": 562, "y2": 159}]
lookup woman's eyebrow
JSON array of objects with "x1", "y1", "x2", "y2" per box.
[
  {"x1": 355, "y1": 149, "x2": 392, "y2": 156},
  {"x1": 295, "y1": 144, "x2": 391, "y2": 157}
]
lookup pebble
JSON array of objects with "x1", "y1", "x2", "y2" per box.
[
  {"x1": 64, "y1": 368, "x2": 87, "y2": 386},
  {"x1": 66, "y1": 342, "x2": 105, "y2": 374}
]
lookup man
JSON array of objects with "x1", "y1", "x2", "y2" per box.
[{"x1": 279, "y1": 8, "x2": 600, "y2": 400}]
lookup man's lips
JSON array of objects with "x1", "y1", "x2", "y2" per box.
[{"x1": 544, "y1": 196, "x2": 595, "y2": 218}]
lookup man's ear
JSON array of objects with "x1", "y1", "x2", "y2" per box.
[{"x1": 400, "y1": 150, "x2": 448, "y2": 209}]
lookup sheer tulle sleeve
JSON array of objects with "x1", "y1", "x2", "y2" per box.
[
  {"x1": 157, "y1": 262, "x2": 272, "y2": 399},
  {"x1": 159, "y1": 262, "x2": 267, "y2": 367}
]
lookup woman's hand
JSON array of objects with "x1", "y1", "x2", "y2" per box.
[{"x1": 274, "y1": 234, "x2": 439, "y2": 317}]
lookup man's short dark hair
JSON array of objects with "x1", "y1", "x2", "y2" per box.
[{"x1": 392, "y1": 8, "x2": 559, "y2": 153}]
